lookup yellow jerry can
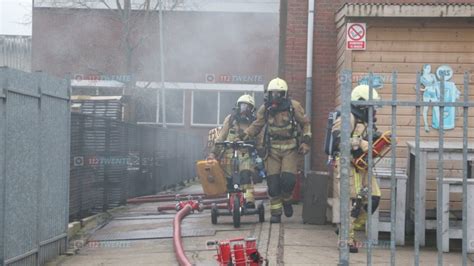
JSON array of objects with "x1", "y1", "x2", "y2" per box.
[{"x1": 196, "y1": 159, "x2": 227, "y2": 196}]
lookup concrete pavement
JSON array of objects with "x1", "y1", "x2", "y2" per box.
[{"x1": 47, "y1": 182, "x2": 469, "y2": 265}]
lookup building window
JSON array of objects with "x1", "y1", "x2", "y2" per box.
[
  {"x1": 158, "y1": 89, "x2": 185, "y2": 125},
  {"x1": 219, "y1": 91, "x2": 243, "y2": 124},
  {"x1": 192, "y1": 91, "x2": 218, "y2": 125},
  {"x1": 136, "y1": 89, "x2": 185, "y2": 125},
  {"x1": 192, "y1": 90, "x2": 264, "y2": 127}
]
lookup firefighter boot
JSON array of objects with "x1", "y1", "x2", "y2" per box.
[
  {"x1": 349, "y1": 243, "x2": 359, "y2": 253},
  {"x1": 270, "y1": 214, "x2": 281, "y2": 223},
  {"x1": 283, "y1": 202, "x2": 293, "y2": 217},
  {"x1": 281, "y1": 172, "x2": 296, "y2": 218},
  {"x1": 268, "y1": 175, "x2": 283, "y2": 223},
  {"x1": 349, "y1": 217, "x2": 359, "y2": 253},
  {"x1": 243, "y1": 184, "x2": 255, "y2": 209},
  {"x1": 269, "y1": 197, "x2": 283, "y2": 224},
  {"x1": 245, "y1": 201, "x2": 256, "y2": 209}
]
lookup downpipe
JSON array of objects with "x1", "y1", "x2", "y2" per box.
[{"x1": 304, "y1": 0, "x2": 315, "y2": 176}]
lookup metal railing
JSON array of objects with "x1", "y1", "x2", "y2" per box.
[
  {"x1": 338, "y1": 70, "x2": 472, "y2": 265},
  {"x1": 70, "y1": 113, "x2": 205, "y2": 220}
]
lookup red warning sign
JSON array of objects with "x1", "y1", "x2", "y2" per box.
[{"x1": 346, "y1": 23, "x2": 366, "y2": 50}]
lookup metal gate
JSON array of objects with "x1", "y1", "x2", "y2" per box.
[
  {"x1": 338, "y1": 70, "x2": 472, "y2": 265},
  {"x1": 0, "y1": 67, "x2": 70, "y2": 265}
]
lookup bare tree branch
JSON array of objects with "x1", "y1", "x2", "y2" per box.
[
  {"x1": 42, "y1": 0, "x2": 185, "y2": 90},
  {"x1": 73, "y1": 1, "x2": 93, "y2": 10},
  {"x1": 98, "y1": 0, "x2": 113, "y2": 10},
  {"x1": 144, "y1": 0, "x2": 151, "y2": 11},
  {"x1": 116, "y1": 0, "x2": 125, "y2": 19},
  {"x1": 152, "y1": 0, "x2": 160, "y2": 11},
  {"x1": 169, "y1": 0, "x2": 182, "y2": 10}
]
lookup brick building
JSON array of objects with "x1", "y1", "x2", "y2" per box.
[
  {"x1": 32, "y1": 0, "x2": 474, "y2": 176},
  {"x1": 32, "y1": 0, "x2": 280, "y2": 136},
  {"x1": 282, "y1": 1, "x2": 473, "y2": 173},
  {"x1": 282, "y1": 1, "x2": 474, "y2": 224}
]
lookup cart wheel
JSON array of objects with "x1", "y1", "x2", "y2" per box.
[
  {"x1": 258, "y1": 203, "x2": 265, "y2": 223},
  {"x1": 233, "y1": 196, "x2": 241, "y2": 228},
  {"x1": 211, "y1": 204, "x2": 218, "y2": 225}
]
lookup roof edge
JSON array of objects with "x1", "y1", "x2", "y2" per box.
[{"x1": 336, "y1": 3, "x2": 474, "y2": 21}]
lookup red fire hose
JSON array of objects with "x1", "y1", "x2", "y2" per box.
[
  {"x1": 128, "y1": 191, "x2": 268, "y2": 204},
  {"x1": 173, "y1": 204, "x2": 193, "y2": 266},
  {"x1": 158, "y1": 203, "x2": 228, "y2": 212}
]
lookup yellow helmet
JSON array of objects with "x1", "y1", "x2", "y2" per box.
[
  {"x1": 351, "y1": 85, "x2": 381, "y2": 102},
  {"x1": 237, "y1": 94, "x2": 255, "y2": 107},
  {"x1": 267, "y1": 77, "x2": 288, "y2": 93}
]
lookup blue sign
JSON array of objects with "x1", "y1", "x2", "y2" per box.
[{"x1": 420, "y1": 64, "x2": 460, "y2": 131}]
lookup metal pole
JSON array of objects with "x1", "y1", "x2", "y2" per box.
[
  {"x1": 390, "y1": 72, "x2": 398, "y2": 266},
  {"x1": 414, "y1": 72, "x2": 421, "y2": 266},
  {"x1": 461, "y1": 72, "x2": 469, "y2": 266},
  {"x1": 339, "y1": 70, "x2": 351, "y2": 266},
  {"x1": 278, "y1": 0, "x2": 287, "y2": 77},
  {"x1": 0, "y1": 69, "x2": 7, "y2": 265},
  {"x1": 304, "y1": 0, "x2": 315, "y2": 176},
  {"x1": 159, "y1": 0, "x2": 166, "y2": 128},
  {"x1": 367, "y1": 73, "x2": 374, "y2": 265},
  {"x1": 103, "y1": 119, "x2": 111, "y2": 212},
  {"x1": 436, "y1": 73, "x2": 445, "y2": 265}
]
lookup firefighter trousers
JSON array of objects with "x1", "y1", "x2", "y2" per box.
[
  {"x1": 334, "y1": 158, "x2": 381, "y2": 244},
  {"x1": 265, "y1": 147, "x2": 297, "y2": 216},
  {"x1": 222, "y1": 151, "x2": 255, "y2": 203}
]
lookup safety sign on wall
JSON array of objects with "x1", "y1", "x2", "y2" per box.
[{"x1": 346, "y1": 23, "x2": 366, "y2": 50}]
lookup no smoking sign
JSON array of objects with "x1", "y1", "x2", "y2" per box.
[{"x1": 346, "y1": 23, "x2": 366, "y2": 50}]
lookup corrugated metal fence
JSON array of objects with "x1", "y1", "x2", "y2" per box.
[
  {"x1": 69, "y1": 113, "x2": 205, "y2": 220},
  {"x1": 0, "y1": 67, "x2": 205, "y2": 264},
  {"x1": 0, "y1": 35, "x2": 31, "y2": 72},
  {"x1": 0, "y1": 67, "x2": 70, "y2": 265}
]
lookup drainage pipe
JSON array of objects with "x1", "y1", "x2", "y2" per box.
[{"x1": 304, "y1": 0, "x2": 315, "y2": 176}]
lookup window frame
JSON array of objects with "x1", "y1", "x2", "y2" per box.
[
  {"x1": 135, "y1": 88, "x2": 186, "y2": 126},
  {"x1": 70, "y1": 81, "x2": 264, "y2": 127},
  {"x1": 156, "y1": 88, "x2": 186, "y2": 126},
  {"x1": 190, "y1": 84, "x2": 263, "y2": 127}
]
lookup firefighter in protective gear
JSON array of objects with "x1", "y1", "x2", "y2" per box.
[
  {"x1": 209, "y1": 94, "x2": 258, "y2": 208},
  {"x1": 331, "y1": 84, "x2": 382, "y2": 253},
  {"x1": 243, "y1": 78, "x2": 311, "y2": 224}
]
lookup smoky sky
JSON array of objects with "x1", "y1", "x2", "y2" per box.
[
  {"x1": 32, "y1": 1, "x2": 279, "y2": 125},
  {"x1": 0, "y1": 0, "x2": 32, "y2": 35}
]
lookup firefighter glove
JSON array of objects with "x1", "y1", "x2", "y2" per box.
[
  {"x1": 239, "y1": 132, "x2": 249, "y2": 141},
  {"x1": 351, "y1": 147, "x2": 364, "y2": 158},
  {"x1": 298, "y1": 143, "x2": 310, "y2": 155},
  {"x1": 351, "y1": 198, "x2": 363, "y2": 218},
  {"x1": 301, "y1": 135, "x2": 311, "y2": 145}
]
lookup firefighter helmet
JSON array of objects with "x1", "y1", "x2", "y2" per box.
[
  {"x1": 237, "y1": 94, "x2": 255, "y2": 107},
  {"x1": 351, "y1": 85, "x2": 381, "y2": 102},
  {"x1": 267, "y1": 78, "x2": 288, "y2": 92}
]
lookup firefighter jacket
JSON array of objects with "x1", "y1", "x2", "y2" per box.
[
  {"x1": 245, "y1": 99, "x2": 311, "y2": 151},
  {"x1": 331, "y1": 113, "x2": 369, "y2": 157},
  {"x1": 212, "y1": 114, "x2": 256, "y2": 155}
]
